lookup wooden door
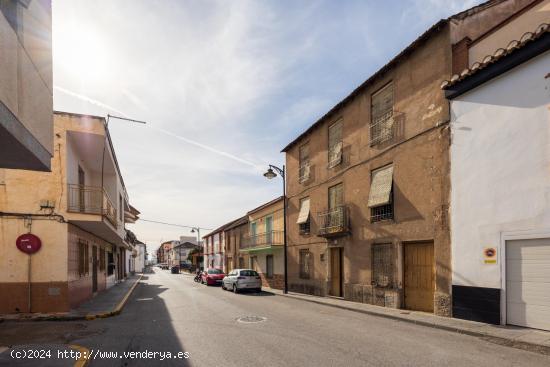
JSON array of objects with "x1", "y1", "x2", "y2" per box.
[
  {"x1": 330, "y1": 248, "x2": 343, "y2": 297},
  {"x1": 92, "y1": 246, "x2": 98, "y2": 292},
  {"x1": 404, "y1": 242, "x2": 434, "y2": 312}
]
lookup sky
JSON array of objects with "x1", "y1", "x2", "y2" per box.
[{"x1": 52, "y1": 0, "x2": 482, "y2": 255}]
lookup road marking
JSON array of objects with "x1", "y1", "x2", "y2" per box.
[{"x1": 70, "y1": 344, "x2": 90, "y2": 367}]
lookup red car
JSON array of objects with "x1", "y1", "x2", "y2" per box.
[{"x1": 201, "y1": 268, "x2": 225, "y2": 285}]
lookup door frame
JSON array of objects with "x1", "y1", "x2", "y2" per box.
[
  {"x1": 329, "y1": 247, "x2": 343, "y2": 297},
  {"x1": 402, "y1": 240, "x2": 435, "y2": 312},
  {"x1": 500, "y1": 229, "x2": 550, "y2": 326}
]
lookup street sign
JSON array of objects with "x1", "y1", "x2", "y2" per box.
[
  {"x1": 16, "y1": 233, "x2": 42, "y2": 254},
  {"x1": 484, "y1": 247, "x2": 497, "y2": 264}
]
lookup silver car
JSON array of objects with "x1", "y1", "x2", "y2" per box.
[{"x1": 222, "y1": 269, "x2": 262, "y2": 293}]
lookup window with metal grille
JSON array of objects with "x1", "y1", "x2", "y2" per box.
[
  {"x1": 370, "y1": 198, "x2": 393, "y2": 222},
  {"x1": 328, "y1": 120, "x2": 343, "y2": 168},
  {"x1": 299, "y1": 144, "x2": 311, "y2": 183},
  {"x1": 299, "y1": 249, "x2": 312, "y2": 279},
  {"x1": 266, "y1": 255, "x2": 274, "y2": 278},
  {"x1": 372, "y1": 244, "x2": 394, "y2": 288},
  {"x1": 78, "y1": 239, "x2": 89, "y2": 277},
  {"x1": 370, "y1": 83, "x2": 394, "y2": 144},
  {"x1": 298, "y1": 197, "x2": 311, "y2": 235},
  {"x1": 239, "y1": 257, "x2": 245, "y2": 269}
]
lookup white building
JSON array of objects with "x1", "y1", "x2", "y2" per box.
[
  {"x1": 134, "y1": 242, "x2": 147, "y2": 273},
  {"x1": 443, "y1": 23, "x2": 550, "y2": 330}
]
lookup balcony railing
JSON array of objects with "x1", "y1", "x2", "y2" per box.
[
  {"x1": 67, "y1": 184, "x2": 118, "y2": 227},
  {"x1": 318, "y1": 206, "x2": 350, "y2": 237},
  {"x1": 241, "y1": 230, "x2": 284, "y2": 250}
]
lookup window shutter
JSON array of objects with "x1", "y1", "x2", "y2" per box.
[{"x1": 368, "y1": 165, "x2": 394, "y2": 208}]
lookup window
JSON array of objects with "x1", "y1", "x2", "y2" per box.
[
  {"x1": 297, "y1": 197, "x2": 310, "y2": 235},
  {"x1": 266, "y1": 255, "x2": 274, "y2": 278},
  {"x1": 239, "y1": 257, "x2": 245, "y2": 269},
  {"x1": 328, "y1": 120, "x2": 343, "y2": 168},
  {"x1": 299, "y1": 144, "x2": 310, "y2": 183},
  {"x1": 370, "y1": 83, "x2": 394, "y2": 144},
  {"x1": 372, "y1": 244, "x2": 394, "y2": 287},
  {"x1": 368, "y1": 165, "x2": 394, "y2": 222},
  {"x1": 99, "y1": 248, "x2": 106, "y2": 270},
  {"x1": 299, "y1": 249, "x2": 312, "y2": 279},
  {"x1": 119, "y1": 194, "x2": 123, "y2": 222},
  {"x1": 240, "y1": 270, "x2": 259, "y2": 277},
  {"x1": 78, "y1": 239, "x2": 89, "y2": 277},
  {"x1": 328, "y1": 183, "x2": 343, "y2": 210}
]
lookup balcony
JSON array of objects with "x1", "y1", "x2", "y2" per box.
[
  {"x1": 67, "y1": 184, "x2": 118, "y2": 227},
  {"x1": 240, "y1": 230, "x2": 284, "y2": 252},
  {"x1": 318, "y1": 206, "x2": 350, "y2": 238}
]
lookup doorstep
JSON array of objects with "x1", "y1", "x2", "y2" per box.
[{"x1": 264, "y1": 288, "x2": 550, "y2": 355}]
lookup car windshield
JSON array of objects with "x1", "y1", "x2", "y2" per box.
[
  {"x1": 208, "y1": 269, "x2": 223, "y2": 274},
  {"x1": 240, "y1": 270, "x2": 258, "y2": 277}
]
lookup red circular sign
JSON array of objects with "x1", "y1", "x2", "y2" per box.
[{"x1": 16, "y1": 234, "x2": 42, "y2": 254}]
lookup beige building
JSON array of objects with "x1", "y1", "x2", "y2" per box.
[
  {"x1": 281, "y1": 0, "x2": 537, "y2": 316},
  {"x1": 0, "y1": 111, "x2": 138, "y2": 313},
  {"x1": 240, "y1": 197, "x2": 285, "y2": 289},
  {"x1": 0, "y1": 0, "x2": 54, "y2": 171},
  {"x1": 224, "y1": 216, "x2": 249, "y2": 273}
]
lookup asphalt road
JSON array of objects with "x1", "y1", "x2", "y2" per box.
[{"x1": 2, "y1": 268, "x2": 550, "y2": 367}]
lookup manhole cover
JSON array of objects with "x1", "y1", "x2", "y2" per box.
[{"x1": 236, "y1": 316, "x2": 267, "y2": 324}]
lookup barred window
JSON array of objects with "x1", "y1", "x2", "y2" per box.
[
  {"x1": 299, "y1": 249, "x2": 312, "y2": 279},
  {"x1": 369, "y1": 165, "x2": 394, "y2": 222},
  {"x1": 78, "y1": 239, "x2": 89, "y2": 277},
  {"x1": 107, "y1": 251, "x2": 114, "y2": 275},
  {"x1": 328, "y1": 120, "x2": 343, "y2": 168},
  {"x1": 372, "y1": 244, "x2": 394, "y2": 287},
  {"x1": 370, "y1": 83, "x2": 394, "y2": 144},
  {"x1": 298, "y1": 197, "x2": 311, "y2": 235}
]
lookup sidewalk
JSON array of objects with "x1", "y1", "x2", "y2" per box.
[
  {"x1": 0, "y1": 274, "x2": 142, "y2": 322},
  {"x1": 264, "y1": 287, "x2": 550, "y2": 355}
]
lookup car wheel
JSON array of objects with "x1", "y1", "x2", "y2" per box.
[
  {"x1": 233, "y1": 284, "x2": 238, "y2": 294},
  {"x1": 256, "y1": 288, "x2": 261, "y2": 293},
  {"x1": 221, "y1": 283, "x2": 226, "y2": 290}
]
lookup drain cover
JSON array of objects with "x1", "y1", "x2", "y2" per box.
[{"x1": 236, "y1": 316, "x2": 267, "y2": 324}]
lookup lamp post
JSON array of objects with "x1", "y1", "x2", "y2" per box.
[
  {"x1": 191, "y1": 227, "x2": 202, "y2": 270},
  {"x1": 263, "y1": 164, "x2": 287, "y2": 294}
]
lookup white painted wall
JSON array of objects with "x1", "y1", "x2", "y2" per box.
[
  {"x1": 450, "y1": 50, "x2": 550, "y2": 290},
  {"x1": 135, "y1": 244, "x2": 146, "y2": 272}
]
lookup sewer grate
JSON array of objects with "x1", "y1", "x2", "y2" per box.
[{"x1": 236, "y1": 316, "x2": 267, "y2": 324}]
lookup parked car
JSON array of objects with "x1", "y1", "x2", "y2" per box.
[
  {"x1": 161, "y1": 263, "x2": 169, "y2": 270},
  {"x1": 171, "y1": 266, "x2": 180, "y2": 274},
  {"x1": 222, "y1": 269, "x2": 261, "y2": 293},
  {"x1": 201, "y1": 268, "x2": 225, "y2": 286}
]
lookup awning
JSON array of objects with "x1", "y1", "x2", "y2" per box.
[
  {"x1": 368, "y1": 165, "x2": 393, "y2": 207},
  {"x1": 297, "y1": 198, "x2": 310, "y2": 224}
]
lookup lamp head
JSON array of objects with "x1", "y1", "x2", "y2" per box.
[
  {"x1": 191, "y1": 228, "x2": 195, "y2": 233},
  {"x1": 263, "y1": 168, "x2": 277, "y2": 179}
]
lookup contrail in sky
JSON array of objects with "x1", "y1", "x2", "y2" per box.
[
  {"x1": 54, "y1": 86, "x2": 129, "y2": 117},
  {"x1": 54, "y1": 85, "x2": 265, "y2": 171}
]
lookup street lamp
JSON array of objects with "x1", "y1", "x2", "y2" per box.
[{"x1": 263, "y1": 164, "x2": 288, "y2": 294}]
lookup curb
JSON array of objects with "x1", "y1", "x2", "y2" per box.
[
  {"x1": 279, "y1": 293, "x2": 550, "y2": 356},
  {"x1": 70, "y1": 344, "x2": 90, "y2": 367},
  {"x1": 0, "y1": 275, "x2": 142, "y2": 322}
]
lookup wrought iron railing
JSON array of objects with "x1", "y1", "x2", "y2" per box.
[
  {"x1": 67, "y1": 184, "x2": 118, "y2": 227},
  {"x1": 241, "y1": 230, "x2": 284, "y2": 250},
  {"x1": 318, "y1": 206, "x2": 350, "y2": 237}
]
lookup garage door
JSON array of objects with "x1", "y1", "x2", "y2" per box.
[{"x1": 506, "y1": 238, "x2": 550, "y2": 331}]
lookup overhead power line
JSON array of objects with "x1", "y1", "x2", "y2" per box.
[{"x1": 139, "y1": 218, "x2": 213, "y2": 231}]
